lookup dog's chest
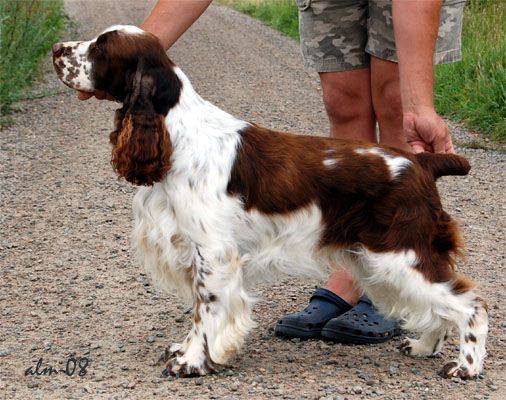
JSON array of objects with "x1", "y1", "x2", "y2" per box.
[{"x1": 233, "y1": 204, "x2": 326, "y2": 278}]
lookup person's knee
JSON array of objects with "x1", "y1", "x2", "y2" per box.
[
  {"x1": 320, "y1": 70, "x2": 373, "y2": 126},
  {"x1": 374, "y1": 77, "x2": 403, "y2": 125},
  {"x1": 322, "y1": 87, "x2": 371, "y2": 125}
]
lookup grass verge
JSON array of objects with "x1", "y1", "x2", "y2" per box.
[
  {"x1": 435, "y1": 0, "x2": 505, "y2": 142},
  {"x1": 220, "y1": 0, "x2": 299, "y2": 39},
  {"x1": 0, "y1": 0, "x2": 66, "y2": 119},
  {"x1": 220, "y1": 0, "x2": 505, "y2": 142}
]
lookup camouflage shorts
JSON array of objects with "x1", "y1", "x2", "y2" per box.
[{"x1": 297, "y1": 0, "x2": 466, "y2": 72}]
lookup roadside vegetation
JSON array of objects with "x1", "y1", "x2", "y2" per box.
[
  {"x1": 221, "y1": 0, "x2": 505, "y2": 142},
  {"x1": 0, "y1": 0, "x2": 66, "y2": 120}
]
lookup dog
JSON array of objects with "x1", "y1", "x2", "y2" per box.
[{"x1": 52, "y1": 25, "x2": 488, "y2": 379}]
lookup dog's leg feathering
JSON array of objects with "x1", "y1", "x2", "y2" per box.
[
  {"x1": 162, "y1": 246, "x2": 255, "y2": 377},
  {"x1": 350, "y1": 248, "x2": 488, "y2": 380}
]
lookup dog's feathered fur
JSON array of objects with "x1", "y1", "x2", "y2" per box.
[{"x1": 53, "y1": 25, "x2": 488, "y2": 379}]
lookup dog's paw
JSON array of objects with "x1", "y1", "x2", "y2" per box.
[
  {"x1": 158, "y1": 343, "x2": 184, "y2": 365},
  {"x1": 161, "y1": 354, "x2": 217, "y2": 378},
  {"x1": 398, "y1": 338, "x2": 438, "y2": 357},
  {"x1": 439, "y1": 361, "x2": 480, "y2": 380},
  {"x1": 398, "y1": 339, "x2": 414, "y2": 356}
]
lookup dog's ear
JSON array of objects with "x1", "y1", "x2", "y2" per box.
[{"x1": 110, "y1": 59, "x2": 180, "y2": 186}]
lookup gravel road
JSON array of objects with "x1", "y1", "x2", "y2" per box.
[{"x1": 1, "y1": 1, "x2": 505, "y2": 399}]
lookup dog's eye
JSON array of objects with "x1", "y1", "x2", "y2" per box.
[{"x1": 89, "y1": 42, "x2": 103, "y2": 55}]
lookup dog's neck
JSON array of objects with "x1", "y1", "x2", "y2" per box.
[
  {"x1": 164, "y1": 67, "x2": 249, "y2": 176},
  {"x1": 166, "y1": 67, "x2": 248, "y2": 146}
]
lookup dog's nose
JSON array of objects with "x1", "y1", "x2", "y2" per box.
[{"x1": 52, "y1": 43, "x2": 64, "y2": 57}]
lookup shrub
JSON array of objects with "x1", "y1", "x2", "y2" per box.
[{"x1": 0, "y1": 0, "x2": 65, "y2": 114}]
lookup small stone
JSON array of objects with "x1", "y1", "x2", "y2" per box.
[
  {"x1": 147, "y1": 336, "x2": 155, "y2": 343},
  {"x1": 352, "y1": 385, "x2": 363, "y2": 394},
  {"x1": 0, "y1": 350, "x2": 11, "y2": 357},
  {"x1": 195, "y1": 377, "x2": 204, "y2": 386},
  {"x1": 336, "y1": 386, "x2": 346, "y2": 395}
]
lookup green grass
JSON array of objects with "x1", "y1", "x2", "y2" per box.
[
  {"x1": 0, "y1": 0, "x2": 66, "y2": 116},
  {"x1": 220, "y1": 0, "x2": 299, "y2": 40},
  {"x1": 435, "y1": 0, "x2": 505, "y2": 142},
  {"x1": 221, "y1": 0, "x2": 505, "y2": 142}
]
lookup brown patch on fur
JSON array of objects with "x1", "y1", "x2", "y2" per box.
[
  {"x1": 451, "y1": 275, "x2": 475, "y2": 294},
  {"x1": 228, "y1": 125, "x2": 470, "y2": 286},
  {"x1": 89, "y1": 30, "x2": 182, "y2": 112},
  {"x1": 110, "y1": 113, "x2": 171, "y2": 186},
  {"x1": 476, "y1": 297, "x2": 489, "y2": 313},
  {"x1": 67, "y1": 67, "x2": 79, "y2": 81}
]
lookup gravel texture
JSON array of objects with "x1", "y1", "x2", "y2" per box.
[{"x1": 1, "y1": 1, "x2": 505, "y2": 399}]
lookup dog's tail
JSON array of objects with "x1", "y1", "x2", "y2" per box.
[{"x1": 416, "y1": 153, "x2": 470, "y2": 180}]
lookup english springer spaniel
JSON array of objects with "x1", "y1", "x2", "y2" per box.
[{"x1": 52, "y1": 25, "x2": 488, "y2": 379}]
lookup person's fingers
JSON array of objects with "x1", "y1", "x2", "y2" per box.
[
  {"x1": 77, "y1": 91, "x2": 94, "y2": 100},
  {"x1": 412, "y1": 144, "x2": 426, "y2": 153},
  {"x1": 106, "y1": 93, "x2": 119, "y2": 102},
  {"x1": 433, "y1": 134, "x2": 447, "y2": 154},
  {"x1": 94, "y1": 90, "x2": 107, "y2": 100}
]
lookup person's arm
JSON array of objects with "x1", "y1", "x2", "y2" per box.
[
  {"x1": 141, "y1": 0, "x2": 213, "y2": 50},
  {"x1": 78, "y1": 0, "x2": 212, "y2": 101},
  {"x1": 392, "y1": 0, "x2": 454, "y2": 154}
]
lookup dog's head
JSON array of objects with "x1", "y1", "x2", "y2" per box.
[{"x1": 52, "y1": 25, "x2": 181, "y2": 185}]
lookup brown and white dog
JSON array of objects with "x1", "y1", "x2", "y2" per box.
[{"x1": 52, "y1": 25, "x2": 488, "y2": 379}]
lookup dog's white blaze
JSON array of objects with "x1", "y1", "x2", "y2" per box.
[
  {"x1": 101, "y1": 24, "x2": 144, "y2": 35},
  {"x1": 355, "y1": 147, "x2": 411, "y2": 179}
]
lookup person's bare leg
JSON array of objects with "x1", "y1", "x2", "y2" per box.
[
  {"x1": 324, "y1": 268, "x2": 360, "y2": 305},
  {"x1": 370, "y1": 56, "x2": 412, "y2": 152},
  {"x1": 319, "y1": 69, "x2": 376, "y2": 141},
  {"x1": 319, "y1": 68, "x2": 377, "y2": 306}
]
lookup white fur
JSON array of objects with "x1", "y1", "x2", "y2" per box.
[
  {"x1": 351, "y1": 248, "x2": 488, "y2": 377},
  {"x1": 54, "y1": 39, "x2": 94, "y2": 91},
  {"x1": 355, "y1": 147, "x2": 411, "y2": 179},
  {"x1": 101, "y1": 25, "x2": 144, "y2": 35},
  {"x1": 323, "y1": 158, "x2": 338, "y2": 168}
]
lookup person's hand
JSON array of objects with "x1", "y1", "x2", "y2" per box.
[
  {"x1": 404, "y1": 107, "x2": 455, "y2": 154},
  {"x1": 77, "y1": 90, "x2": 117, "y2": 101}
]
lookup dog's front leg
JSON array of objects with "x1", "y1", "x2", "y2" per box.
[{"x1": 162, "y1": 246, "x2": 255, "y2": 377}]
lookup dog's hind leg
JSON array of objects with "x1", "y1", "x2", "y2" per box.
[
  {"x1": 350, "y1": 249, "x2": 488, "y2": 379},
  {"x1": 163, "y1": 246, "x2": 255, "y2": 377},
  {"x1": 399, "y1": 324, "x2": 450, "y2": 357},
  {"x1": 439, "y1": 295, "x2": 488, "y2": 379}
]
